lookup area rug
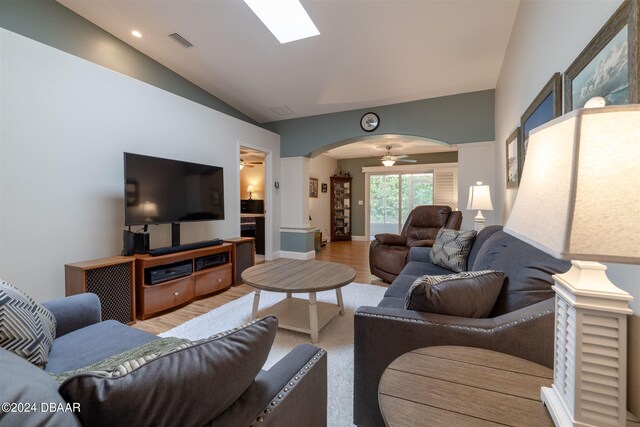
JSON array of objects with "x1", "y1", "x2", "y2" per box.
[{"x1": 160, "y1": 282, "x2": 386, "y2": 427}]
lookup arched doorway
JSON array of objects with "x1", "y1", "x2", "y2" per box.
[{"x1": 307, "y1": 134, "x2": 457, "y2": 241}]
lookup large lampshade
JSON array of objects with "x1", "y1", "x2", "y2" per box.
[{"x1": 504, "y1": 105, "x2": 640, "y2": 264}]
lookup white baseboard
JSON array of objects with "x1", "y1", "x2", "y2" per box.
[
  {"x1": 351, "y1": 235, "x2": 371, "y2": 242},
  {"x1": 279, "y1": 250, "x2": 316, "y2": 260},
  {"x1": 269, "y1": 251, "x2": 280, "y2": 261}
]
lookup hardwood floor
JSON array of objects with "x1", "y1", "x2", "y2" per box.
[{"x1": 133, "y1": 240, "x2": 386, "y2": 335}]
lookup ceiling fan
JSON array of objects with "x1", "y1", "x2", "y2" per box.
[
  {"x1": 380, "y1": 146, "x2": 417, "y2": 167},
  {"x1": 239, "y1": 158, "x2": 264, "y2": 169}
]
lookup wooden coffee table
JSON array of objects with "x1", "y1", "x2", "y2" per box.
[{"x1": 241, "y1": 258, "x2": 356, "y2": 342}]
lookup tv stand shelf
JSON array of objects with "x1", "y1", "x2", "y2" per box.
[{"x1": 134, "y1": 243, "x2": 233, "y2": 320}]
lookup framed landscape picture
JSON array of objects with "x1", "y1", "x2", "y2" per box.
[
  {"x1": 520, "y1": 73, "x2": 562, "y2": 164},
  {"x1": 506, "y1": 128, "x2": 521, "y2": 189},
  {"x1": 309, "y1": 177, "x2": 318, "y2": 198},
  {"x1": 564, "y1": 0, "x2": 639, "y2": 112}
]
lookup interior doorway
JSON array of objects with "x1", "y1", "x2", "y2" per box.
[{"x1": 239, "y1": 146, "x2": 267, "y2": 263}]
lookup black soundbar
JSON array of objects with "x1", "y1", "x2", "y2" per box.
[{"x1": 148, "y1": 238, "x2": 224, "y2": 256}]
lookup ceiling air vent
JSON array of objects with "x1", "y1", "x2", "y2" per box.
[
  {"x1": 269, "y1": 105, "x2": 294, "y2": 116},
  {"x1": 168, "y1": 33, "x2": 194, "y2": 48}
]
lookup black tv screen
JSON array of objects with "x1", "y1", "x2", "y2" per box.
[{"x1": 124, "y1": 153, "x2": 225, "y2": 226}]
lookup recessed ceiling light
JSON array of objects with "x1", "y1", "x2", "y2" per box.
[
  {"x1": 131, "y1": 30, "x2": 142, "y2": 38},
  {"x1": 243, "y1": 0, "x2": 319, "y2": 44}
]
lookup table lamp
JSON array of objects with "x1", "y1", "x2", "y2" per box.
[
  {"x1": 466, "y1": 181, "x2": 493, "y2": 231},
  {"x1": 247, "y1": 185, "x2": 254, "y2": 200},
  {"x1": 504, "y1": 104, "x2": 639, "y2": 427}
]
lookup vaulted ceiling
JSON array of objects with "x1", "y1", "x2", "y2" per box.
[{"x1": 58, "y1": 0, "x2": 519, "y2": 125}]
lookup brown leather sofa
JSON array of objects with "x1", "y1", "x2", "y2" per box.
[{"x1": 369, "y1": 205, "x2": 462, "y2": 283}]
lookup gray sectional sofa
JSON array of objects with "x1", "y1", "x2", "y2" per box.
[
  {"x1": 354, "y1": 225, "x2": 570, "y2": 427},
  {"x1": 1, "y1": 293, "x2": 327, "y2": 427}
]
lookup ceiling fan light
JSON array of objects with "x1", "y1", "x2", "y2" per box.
[{"x1": 382, "y1": 159, "x2": 395, "y2": 167}]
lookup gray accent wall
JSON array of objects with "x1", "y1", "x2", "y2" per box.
[
  {"x1": 265, "y1": 90, "x2": 494, "y2": 157},
  {"x1": 337, "y1": 151, "x2": 458, "y2": 236},
  {"x1": 281, "y1": 231, "x2": 315, "y2": 253},
  {"x1": 0, "y1": 0, "x2": 256, "y2": 125}
]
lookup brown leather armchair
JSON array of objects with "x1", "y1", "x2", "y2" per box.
[{"x1": 369, "y1": 205, "x2": 462, "y2": 283}]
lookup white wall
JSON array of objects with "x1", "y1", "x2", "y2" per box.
[
  {"x1": 494, "y1": 0, "x2": 640, "y2": 415},
  {"x1": 0, "y1": 29, "x2": 280, "y2": 302},
  {"x1": 309, "y1": 154, "x2": 337, "y2": 240},
  {"x1": 280, "y1": 157, "x2": 310, "y2": 228},
  {"x1": 456, "y1": 141, "x2": 496, "y2": 230}
]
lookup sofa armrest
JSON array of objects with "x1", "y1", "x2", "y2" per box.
[
  {"x1": 353, "y1": 298, "x2": 554, "y2": 427},
  {"x1": 41, "y1": 293, "x2": 101, "y2": 338},
  {"x1": 374, "y1": 233, "x2": 406, "y2": 246},
  {"x1": 408, "y1": 246, "x2": 431, "y2": 261},
  {"x1": 212, "y1": 344, "x2": 327, "y2": 427}
]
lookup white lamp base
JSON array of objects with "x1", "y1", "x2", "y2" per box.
[
  {"x1": 542, "y1": 261, "x2": 632, "y2": 427},
  {"x1": 473, "y1": 210, "x2": 485, "y2": 231}
]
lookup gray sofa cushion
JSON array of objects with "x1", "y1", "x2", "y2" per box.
[
  {"x1": 377, "y1": 297, "x2": 405, "y2": 309},
  {"x1": 46, "y1": 320, "x2": 158, "y2": 373},
  {"x1": 429, "y1": 228, "x2": 477, "y2": 272},
  {"x1": 472, "y1": 231, "x2": 570, "y2": 316},
  {"x1": 383, "y1": 274, "x2": 420, "y2": 299},
  {"x1": 0, "y1": 349, "x2": 81, "y2": 427},
  {"x1": 0, "y1": 280, "x2": 56, "y2": 367},
  {"x1": 467, "y1": 225, "x2": 503, "y2": 270},
  {"x1": 405, "y1": 271, "x2": 505, "y2": 317},
  {"x1": 400, "y1": 260, "x2": 452, "y2": 278},
  {"x1": 59, "y1": 316, "x2": 278, "y2": 427}
]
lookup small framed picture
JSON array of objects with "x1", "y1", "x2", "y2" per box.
[
  {"x1": 309, "y1": 177, "x2": 318, "y2": 198},
  {"x1": 321, "y1": 183, "x2": 328, "y2": 193},
  {"x1": 564, "y1": 0, "x2": 638, "y2": 112},
  {"x1": 505, "y1": 128, "x2": 521, "y2": 189}
]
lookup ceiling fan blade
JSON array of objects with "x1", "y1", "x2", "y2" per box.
[
  {"x1": 248, "y1": 161, "x2": 264, "y2": 164},
  {"x1": 397, "y1": 159, "x2": 417, "y2": 163},
  {"x1": 244, "y1": 164, "x2": 254, "y2": 168},
  {"x1": 396, "y1": 154, "x2": 410, "y2": 159}
]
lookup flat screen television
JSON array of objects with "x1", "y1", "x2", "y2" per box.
[{"x1": 124, "y1": 153, "x2": 225, "y2": 227}]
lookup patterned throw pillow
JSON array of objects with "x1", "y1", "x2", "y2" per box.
[
  {"x1": 429, "y1": 228, "x2": 478, "y2": 272},
  {"x1": 405, "y1": 270, "x2": 505, "y2": 318},
  {"x1": 0, "y1": 280, "x2": 56, "y2": 367}
]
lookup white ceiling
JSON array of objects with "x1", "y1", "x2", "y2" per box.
[{"x1": 57, "y1": 0, "x2": 519, "y2": 123}]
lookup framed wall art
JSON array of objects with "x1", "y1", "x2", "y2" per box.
[
  {"x1": 520, "y1": 73, "x2": 562, "y2": 164},
  {"x1": 564, "y1": 0, "x2": 639, "y2": 112},
  {"x1": 309, "y1": 177, "x2": 318, "y2": 198},
  {"x1": 505, "y1": 128, "x2": 521, "y2": 189}
]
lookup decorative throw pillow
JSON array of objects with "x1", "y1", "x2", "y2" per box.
[
  {"x1": 0, "y1": 280, "x2": 56, "y2": 367},
  {"x1": 59, "y1": 316, "x2": 278, "y2": 427},
  {"x1": 0, "y1": 349, "x2": 81, "y2": 427},
  {"x1": 405, "y1": 270, "x2": 505, "y2": 318},
  {"x1": 429, "y1": 228, "x2": 478, "y2": 272}
]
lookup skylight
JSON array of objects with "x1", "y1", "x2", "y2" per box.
[{"x1": 243, "y1": 0, "x2": 320, "y2": 44}]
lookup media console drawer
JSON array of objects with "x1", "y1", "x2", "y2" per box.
[
  {"x1": 134, "y1": 243, "x2": 234, "y2": 320},
  {"x1": 196, "y1": 265, "x2": 232, "y2": 296},
  {"x1": 143, "y1": 277, "x2": 194, "y2": 315}
]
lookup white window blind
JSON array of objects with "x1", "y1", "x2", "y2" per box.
[{"x1": 433, "y1": 168, "x2": 458, "y2": 209}]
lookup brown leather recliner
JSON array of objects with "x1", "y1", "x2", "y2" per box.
[{"x1": 369, "y1": 205, "x2": 462, "y2": 283}]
